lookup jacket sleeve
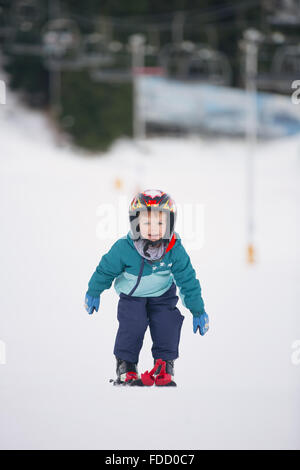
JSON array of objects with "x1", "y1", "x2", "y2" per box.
[
  {"x1": 170, "y1": 239, "x2": 205, "y2": 316},
  {"x1": 87, "y1": 240, "x2": 125, "y2": 297}
]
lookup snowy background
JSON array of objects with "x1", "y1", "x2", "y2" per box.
[{"x1": 0, "y1": 86, "x2": 300, "y2": 450}]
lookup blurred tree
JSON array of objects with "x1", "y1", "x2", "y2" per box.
[
  {"x1": 60, "y1": 70, "x2": 133, "y2": 151},
  {"x1": 5, "y1": 55, "x2": 49, "y2": 107}
]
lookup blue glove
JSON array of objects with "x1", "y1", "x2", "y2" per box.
[
  {"x1": 84, "y1": 293, "x2": 100, "y2": 315},
  {"x1": 193, "y1": 312, "x2": 209, "y2": 336}
]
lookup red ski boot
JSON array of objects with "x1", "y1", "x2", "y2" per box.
[
  {"x1": 155, "y1": 359, "x2": 177, "y2": 387},
  {"x1": 110, "y1": 358, "x2": 139, "y2": 386},
  {"x1": 130, "y1": 359, "x2": 165, "y2": 386}
]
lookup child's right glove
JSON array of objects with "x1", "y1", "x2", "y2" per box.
[
  {"x1": 84, "y1": 293, "x2": 100, "y2": 315},
  {"x1": 193, "y1": 312, "x2": 209, "y2": 336}
]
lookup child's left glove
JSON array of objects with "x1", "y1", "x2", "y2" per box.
[
  {"x1": 193, "y1": 312, "x2": 209, "y2": 336},
  {"x1": 84, "y1": 293, "x2": 100, "y2": 315}
]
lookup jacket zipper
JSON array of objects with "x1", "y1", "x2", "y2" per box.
[
  {"x1": 128, "y1": 257, "x2": 145, "y2": 296},
  {"x1": 127, "y1": 241, "x2": 168, "y2": 296}
]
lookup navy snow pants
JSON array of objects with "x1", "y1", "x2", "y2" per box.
[{"x1": 113, "y1": 282, "x2": 185, "y2": 363}]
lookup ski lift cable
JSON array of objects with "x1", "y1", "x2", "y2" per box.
[
  {"x1": 66, "y1": 14, "x2": 253, "y2": 33},
  {"x1": 67, "y1": 0, "x2": 260, "y2": 29}
]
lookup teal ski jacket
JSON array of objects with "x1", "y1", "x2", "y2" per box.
[{"x1": 87, "y1": 231, "x2": 205, "y2": 317}]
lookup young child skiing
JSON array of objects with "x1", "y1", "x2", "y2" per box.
[{"x1": 84, "y1": 189, "x2": 209, "y2": 387}]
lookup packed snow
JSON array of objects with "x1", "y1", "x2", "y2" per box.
[{"x1": 0, "y1": 86, "x2": 299, "y2": 450}]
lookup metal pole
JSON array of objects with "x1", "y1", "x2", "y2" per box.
[
  {"x1": 49, "y1": 62, "x2": 61, "y2": 118},
  {"x1": 130, "y1": 34, "x2": 146, "y2": 141},
  {"x1": 172, "y1": 12, "x2": 185, "y2": 46},
  {"x1": 244, "y1": 31, "x2": 259, "y2": 264},
  {"x1": 0, "y1": 49, "x2": 6, "y2": 106},
  {"x1": 48, "y1": 0, "x2": 61, "y2": 118}
]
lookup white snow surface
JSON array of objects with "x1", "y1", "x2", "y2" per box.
[{"x1": 0, "y1": 88, "x2": 300, "y2": 450}]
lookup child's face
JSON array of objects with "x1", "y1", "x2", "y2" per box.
[{"x1": 139, "y1": 210, "x2": 167, "y2": 242}]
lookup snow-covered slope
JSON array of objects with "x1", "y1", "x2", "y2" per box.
[{"x1": 0, "y1": 88, "x2": 299, "y2": 450}]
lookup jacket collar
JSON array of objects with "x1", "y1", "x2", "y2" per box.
[{"x1": 126, "y1": 231, "x2": 178, "y2": 253}]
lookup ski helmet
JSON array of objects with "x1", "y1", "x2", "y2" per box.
[{"x1": 129, "y1": 189, "x2": 177, "y2": 243}]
